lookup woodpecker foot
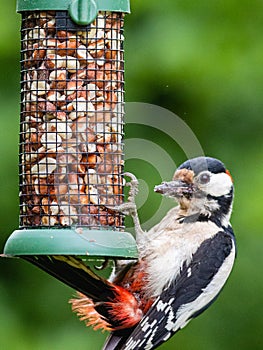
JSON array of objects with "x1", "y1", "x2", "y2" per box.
[
  {"x1": 125, "y1": 172, "x2": 139, "y2": 203},
  {"x1": 109, "y1": 172, "x2": 139, "y2": 217},
  {"x1": 106, "y1": 173, "x2": 144, "y2": 238}
]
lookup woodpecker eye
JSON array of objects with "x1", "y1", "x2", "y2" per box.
[{"x1": 199, "y1": 172, "x2": 211, "y2": 184}]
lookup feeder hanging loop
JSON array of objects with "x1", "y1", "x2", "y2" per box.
[{"x1": 69, "y1": 0, "x2": 98, "y2": 25}]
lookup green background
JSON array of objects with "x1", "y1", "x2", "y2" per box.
[{"x1": 1, "y1": 0, "x2": 263, "y2": 349}]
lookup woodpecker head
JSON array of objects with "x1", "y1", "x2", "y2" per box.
[{"x1": 154, "y1": 156, "x2": 234, "y2": 225}]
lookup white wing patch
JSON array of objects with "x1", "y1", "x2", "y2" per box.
[
  {"x1": 156, "y1": 298, "x2": 175, "y2": 312},
  {"x1": 145, "y1": 221, "x2": 220, "y2": 298},
  {"x1": 123, "y1": 298, "x2": 176, "y2": 350},
  {"x1": 173, "y1": 246, "x2": 235, "y2": 333},
  {"x1": 187, "y1": 267, "x2": 192, "y2": 277},
  {"x1": 165, "y1": 308, "x2": 176, "y2": 331},
  {"x1": 125, "y1": 337, "x2": 141, "y2": 350},
  {"x1": 144, "y1": 327, "x2": 158, "y2": 350}
]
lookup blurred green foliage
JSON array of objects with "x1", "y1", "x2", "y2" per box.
[{"x1": 1, "y1": 0, "x2": 263, "y2": 349}]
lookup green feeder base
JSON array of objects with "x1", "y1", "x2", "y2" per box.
[
  {"x1": 4, "y1": 228, "x2": 138, "y2": 258},
  {"x1": 3, "y1": 228, "x2": 138, "y2": 294}
]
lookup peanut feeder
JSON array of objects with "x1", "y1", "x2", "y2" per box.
[{"x1": 3, "y1": 0, "x2": 137, "y2": 286}]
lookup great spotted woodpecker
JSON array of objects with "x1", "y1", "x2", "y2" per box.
[{"x1": 64, "y1": 156, "x2": 236, "y2": 349}]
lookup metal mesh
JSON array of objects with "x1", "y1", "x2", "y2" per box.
[{"x1": 19, "y1": 11, "x2": 125, "y2": 230}]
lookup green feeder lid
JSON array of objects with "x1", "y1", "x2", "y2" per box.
[
  {"x1": 17, "y1": 0, "x2": 131, "y2": 25},
  {"x1": 4, "y1": 228, "x2": 138, "y2": 259}
]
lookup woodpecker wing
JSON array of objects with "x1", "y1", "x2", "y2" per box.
[{"x1": 119, "y1": 228, "x2": 236, "y2": 350}]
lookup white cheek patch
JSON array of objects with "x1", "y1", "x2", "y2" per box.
[{"x1": 205, "y1": 173, "x2": 232, "y2": 197}]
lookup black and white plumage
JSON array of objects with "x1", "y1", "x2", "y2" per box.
[
  {"x1": 69, "y1": 156, "x2": 236, "y2": 350},
  {"x1": 120, "y1": 228, "x2": 235, "y2": 350}
]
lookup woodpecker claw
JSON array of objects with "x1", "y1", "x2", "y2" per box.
[
  {"x1": 112, "y1": 202, "x2": 137, "y2": 216},
  {"x1": 105, "y1": 172, "x2": 144, "y2": 238},
  {"x1": 123, "y1": 172, "x2": 139, "y2": 203},
  {"x1": 106, "y1": 172, "x2": 139, "y2": 216},
  {"x1": 123, "y1": 172, "x2": 138, "y2": 183}
]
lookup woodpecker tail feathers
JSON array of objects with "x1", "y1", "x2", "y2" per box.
[
  {"x1": 70, "y1": 293, "x2": 113, "y2": 331},
  {"x1": 70, "y1": 285, "x2": 143, "y2": 332},
  {"x1": 23, "y1": 255, "x2": 143, "y2": 332}
]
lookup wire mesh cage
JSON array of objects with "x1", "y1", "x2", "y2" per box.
[
  {"x1": 3, "y1": 0, "x2": 137, "y2": 259},
  {"x1": 20, "y1": 10, "x2": 124, "y2": 231}
]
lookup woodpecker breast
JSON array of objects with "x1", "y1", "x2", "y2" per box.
[{"x1": 142, "y1": 206, "x2": 229, "y2": 298}]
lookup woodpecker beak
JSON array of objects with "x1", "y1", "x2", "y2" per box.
[{"x1": 154, "y1": 180, "x2": 194, "y2": 198}]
